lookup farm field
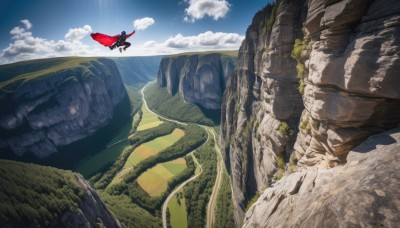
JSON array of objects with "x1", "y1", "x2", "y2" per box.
[
  {"x1": 137, "y1": 157, "x2": 187, "y2": 196},
  {"x1": 168, "y1": 192, "x2": 188, "y2": 228},
  {"x1": 137, "y1": 104, "x2": 163, "y2": 131},
  {"x1": 123, "y1": 128, "x2": 185, "y2": 169}
]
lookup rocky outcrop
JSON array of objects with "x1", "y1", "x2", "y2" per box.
[
  {"x1": 61, "y1": 174, "x2": 123, "y2": 228},
  {"x1": 220, "y1": 0, "x2": 400, "y2": 226},
  {"x1": 158, "y1": 52, "x2": 237, "y2": 110},
  {"x1": 220, "y1": 1, "x2": 306, "y2": 225},
  {"x1": 243, "y1": 128, "x2": 400, "y2": 227},
  {"x1": 0, "y1": 57, "x2": 130, "y2": 160},
  {"x1": 293, "y1": 0, "x2": 400, "y2": 168}
]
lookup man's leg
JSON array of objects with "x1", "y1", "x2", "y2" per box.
[{"x1": 123, "y1": 42, "x2": 131, "y2": 51}]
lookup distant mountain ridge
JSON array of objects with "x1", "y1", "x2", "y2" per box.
[{"x1": 111, "y1": 56, "x2": 162, "y2": 89}]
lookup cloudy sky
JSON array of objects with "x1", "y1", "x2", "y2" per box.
[{"x1": 0, "y1": 0, "x2": 271, "y2": 64}]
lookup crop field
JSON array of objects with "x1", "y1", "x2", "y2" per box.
[
  {"x1": 137, "y1": 158, "x2": 187, "y2": 196},
  {"x1": 123, "y1": 128, "x2": 184, "y2": 169},
  {"x1": 168, "y1": 191, "x2": 188, "y2": 228},
  {"x1": 136, "y1": 105, "x2": 163, "y2": 131}
]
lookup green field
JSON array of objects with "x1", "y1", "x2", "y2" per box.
[
  {"x1": 168, "y1": 191, "x2": 188, "y2": 228},
  {"x1": 123, "y1": 128, "x2": 185, "y2": 168},
  {"x1": 137, "y1": 104, "x2": 164, "y2": 131},
  {"x1": 137, "y1": 157, "x2": 187, "y2": 196},
  {"x1": 75, "y1": 123, "x2": 132, "y2": 177}
]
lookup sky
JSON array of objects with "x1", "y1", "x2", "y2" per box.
[{"x1": 0, "y1": 0, "x2": 272, "y2": 64}]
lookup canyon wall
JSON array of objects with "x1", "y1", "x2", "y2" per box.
[
  {"x1": 220, "y1": 0, "x2": 400, "y2": 226},
  {"x1": 0, "y1": 58, "x2": 130, "y2": 160},
  {"x1": 158, "y1": 52, "x2": 237, "y2": 110}
]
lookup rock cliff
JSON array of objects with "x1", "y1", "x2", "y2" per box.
[
  {"x1": 62, "y1": 173, "x2": 122, "y2": 228},
  {"x1": 220, "y1": 1, "x2": 306, "y2": 224},
  {"x1": 0, "y1": 57, "x2": 130, "y2": 163},
  {"x1": 243, "y1": 128, "x2": 400, "y2": 227},
  {"x1": 158, "y1": 52, "x2": 237, "y2": 110},
  {"x1": 220, "y1": 0, "x2": 400, "y2": 226}
]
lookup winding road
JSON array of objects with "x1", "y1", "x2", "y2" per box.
[
  {"x1": 141, "y1": 84, "x2": 225, "y2": 228},
  {"x1": 162, "y1": 153, "x2": 203, "y2": 228},
  {"x1": 206, "y1": 129, "x2": 224, "y2": 228}
]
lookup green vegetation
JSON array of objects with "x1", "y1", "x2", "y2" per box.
[
  {"x1": 0, "y1": 159, "x2": 84, "y2": 226},
  {"x1": 123, "y1": 124, "x2": 207, "y2": 184},
  {"x1": 75, "y1": 123, "x2": 132, "y2": 178},
  {"x1": 128, "y1": 122, "x2": 177, "y2": 145},
  {"x1": 126, "y1": 85, "x2": 143, "y2": 115},
  {"x1": 123, "y1": 129, "x2": 184, "y2": 169},
  {"x1": 245, "y1": 192, "x2": 261, "y2": 212},
  {"x1": 137, "y1": 104, "x2": 164, "y2": 131},
  {"x1": 267, "y1": 0, "x2": 282, "y2": 31},
  {"x1": 214, "y1": 172, "x2": 235, "y2": 228},
  {"x1": 99, "y1": 191, "x2": 161, "y2": 228},
  {"x1": 291, "y1": 39, "x2": 309, "y2": 94},
  {"x1": 111, "y1": 56, "x2": 162, "y2": 89},
  {"x1": 0, "y1": 57, "x2": 96, "y2": 88},
  {"x1": 125, "y1": 156, "x2": 195, "y2": 213},
  {"x1": 168, "y1": 191, "x2": 188, "y2": 228},
  {"x1": 145, "y1": 83, "x2": 220, "y2": 125},
  {"x1": 184, "y1": 135, "x2": 217, "y2": 228},
  {"x1": 95, "y1": 122, "x2": 177, "y2": 189},
  {"x1": 137, "y1": 157, "x2": 187, "y2": 196},
  {"x1": 279, "y1": 121, "x2": 289, "y2": 133}
]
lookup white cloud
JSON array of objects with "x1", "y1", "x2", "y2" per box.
[
  {"x1": 65, "y1": 25, "x2": 92, "y2": 42},
  {"x1": 0, "y1": 20, "x2": 243, "y2": 64},
  {"x1": 0, "y1": 20, "x2": 96, "y2": 64},
  {"x1": 21, "y1": 19, "x2": 32, "y2": 29},
  {"x1": 184, "y1": 0, "x2": 231, "y2": 22},
  {"x1": 133, "y1": 17, "x2": 155, "y2": 31},
  {"x1": 164, "y1": 31, "x2": 243, "y2": 49}
]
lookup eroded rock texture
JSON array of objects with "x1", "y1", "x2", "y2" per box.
[
  {"x1": 243, "y1": 128, "x2": 400, "y2": 228},
  {"x1": 220, "y1": 0, "x2": 306, "y2": 225},
  {"x1": 158, "y1": 53, "x2": 237, "y2": 109},
  {"x1": 220, "y1": 0, "x2": 400, "y2": 226},
  {"x1": 0, "y1": 58, "x2": 129, "y2": 159},
  {"x1": 293, "y1": 0, "x2": 400, "y2": 168}
]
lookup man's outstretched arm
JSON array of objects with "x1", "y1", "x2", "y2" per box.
[{"x1": 126, "y1": 31, "x2": 136, "y2": 39}]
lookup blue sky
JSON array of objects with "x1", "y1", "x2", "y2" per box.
[{"x1": 0, "y1": 0, "x2": 272, "y2": 64}]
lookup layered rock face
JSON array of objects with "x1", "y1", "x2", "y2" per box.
[
  {"x1": 61, "y1": 174, "x2": 122, "y2": 228},
  {"x1": 0, "y1": 58, "x2": 129, "y2": 159},
  {"x1": 158, "y1": 53, "x2": 237, "y2": 109},
  {"x1": 243, "y1": 128, "x2": 400, "y2": 227},
  {"x1": 220, "y1": 0, "x2": 400, "y2": 226},
  {"x1": 220, "y1": 1, "x2": 306, "y2": 224},
  {"x1": 293, "y1": 0, "x2": 400, "y2": 167}
]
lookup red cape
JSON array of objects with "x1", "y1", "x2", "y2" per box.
[{"x1": 90, "y1": 33, "x2": 119, "y2": 47}]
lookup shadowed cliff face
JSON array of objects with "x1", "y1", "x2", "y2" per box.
[
  {"x1": 220, "y1": 1, "x2": 306, "y2": 225},
  {"x1": 0, "y1": 58, "x2": 130, "y2": 161},
  {"x1": 158, "y1": 53, "x2": 237, "y2": 110},
  {"x1": 220, "y1": 0, "x2": 400, "y2": 226}
]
